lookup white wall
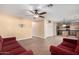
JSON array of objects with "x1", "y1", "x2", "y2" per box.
[
  {"x1": 44, "y1": 19, "x2": 57, "y2": 38},
  {"x1": 32, "y1": 19, "x2": 57, "y2": 39},
  {"x1": 32, "y1": 21, "x2": 44, "y2": 38},
  {"x1": 53, "y1": 22, "x2": 57, "y2": 36}
]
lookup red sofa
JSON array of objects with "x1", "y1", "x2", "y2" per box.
[
  {"x1": 0, "y1": 36, "x2": 33, "y2": 55},
  {"x1": 50, "y1": 38, "x2": 79, "y2": 55}
]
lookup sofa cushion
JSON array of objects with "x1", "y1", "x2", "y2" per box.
[
  {"x1": 3, "y1": 40, "x2": 17, "y2": 46},
  {"x1": 58, "y1": 45, "x2": 74, "y2": 51},
  {"x1": 50, "y1": 45, "x2": 77, "y2": 55},
  {"x1": 75, "y1": 40, "x2": 79, "y2": 54},
  {"x1": 61, "y1": 41, "x2": 76, "y2": 49},
  {"x1": 63, "y1": 38, "x2": 77, "y2": 45},
  {"x1": 75, "y1": 45, "x2": 79, "y2": 54},
  {"x1": 3, "y1": 42, "x2": 21, "y2": 51},
  {"x1": 7, "y1": 47, "x2": 28, "y2": 55}
]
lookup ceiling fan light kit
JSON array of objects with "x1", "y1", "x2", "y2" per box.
[{"x1": 33, "y1": 14, "x2": 39, "y2": 18}]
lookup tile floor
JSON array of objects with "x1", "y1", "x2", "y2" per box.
[{"x1": 18, "y1": 36, "x2": 77, "y2": 55}]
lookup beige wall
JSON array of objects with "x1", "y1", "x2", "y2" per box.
[
  {"x1": 0, "y1": 14, "x2": 32, "y2": 40},
  {"x1": 32, "y1": 21, "x2": 44, "y2": 38}
]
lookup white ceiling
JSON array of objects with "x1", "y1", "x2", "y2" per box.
[{"x1": 0, "y1": 4, "x2": 79, "y2": 22}]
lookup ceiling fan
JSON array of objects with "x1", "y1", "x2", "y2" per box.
[
  {"x1": 28, "y1": 9, "x2": 47, "y2": 19},
  {"x1": 24, "y1": 4, "x2": 53, "y2": 19}
]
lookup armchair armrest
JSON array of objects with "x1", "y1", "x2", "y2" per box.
[
  {"x1": 3, "y1": 37, "x2": 16, "y2": 40},
  {"x1": 2, "y1": 37, "x2": 16, "y2": 42},
  {"x1": 63, "y1": 38, "x2": 77, "y2": 45},
  {"x1": 50, "y1": 45, "x2": 77, "y2": 55}
]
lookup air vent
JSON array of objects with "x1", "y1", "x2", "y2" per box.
[
  {"x1": 48, "y1": 20, "x2": 51, "y2": 23},
  {"x1": 47, "y1": 4, "x2": 53, "y2": 7}
]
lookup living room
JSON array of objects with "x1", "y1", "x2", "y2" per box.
[{"x1": 0, "y1": 4, "x2": 79, "y2": 55}]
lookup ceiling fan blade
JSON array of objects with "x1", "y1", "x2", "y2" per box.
[
  {"x1": 28, "y1": 10, "x2": 34, "y2": 14},
  {"x1": 39, "y1": 16, "x2": 45, "y2": 18},
  {"x1": 39, "y1": 12, "x2": 47, "y2": 15}
]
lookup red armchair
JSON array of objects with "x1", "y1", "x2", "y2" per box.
[
  {"x1": 50, "y1": 38, "x2": 79, "y2": 55},
  {"x1": 0, "y1": 36, "x2": 33, "y2": 55},
  {"x1": 0, "y1": 36, "x2": 3, "y2": 52}
]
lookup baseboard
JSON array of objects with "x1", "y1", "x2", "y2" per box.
[
  {"x1": 32, "y1": 36, "x2": 44, "y2": 39},
  {"x1": 45, "y1": 35, "x2": 57, "y2": 39},
  {"x1": 17, "y1": 36, "x2": 45, "y2": 41},
  {"x1": 16, "y1": 37, "x2": 32, "y2": 41}
]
